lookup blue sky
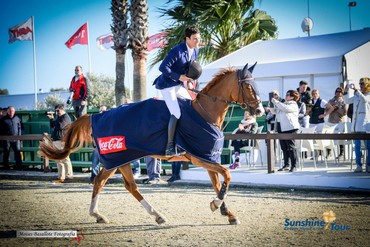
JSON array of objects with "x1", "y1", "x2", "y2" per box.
[{"x1": 1, "y1": 0, "x2": 369, "y2": 98}]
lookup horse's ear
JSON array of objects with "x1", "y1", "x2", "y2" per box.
[
  {"x1": 241, "y1": 63, "x2": 249, "y2": 77},
  {"x1": 248, "y1": 62, "x2": 257, "y2": 73}
]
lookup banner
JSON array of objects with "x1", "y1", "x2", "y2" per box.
[
  {"x1": 8, "y1": 17, "x2": 33, "y2": 44},
  {"x1": 147, "y1": 32, "x2": 168, "y2": 52},
  {"x1": 65, "y1": 23, "x2": 88, "y2": 49},
  {"x1": 96, "y1": 33, "x2": 114, "y2": 50}
]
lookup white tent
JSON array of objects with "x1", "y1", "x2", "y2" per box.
[{"x1": 198, "y1": 28, "x2": 370, "y2": 101}]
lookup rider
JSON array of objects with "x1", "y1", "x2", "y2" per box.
[{"x1": 153, "y1": 26, "x2": 202, "y2": 156}]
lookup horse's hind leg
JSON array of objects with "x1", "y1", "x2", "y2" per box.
[
  {"x1": 118, "y1": 165, "x2": 167, "y2": 225},
  {"x1": 89, "y1": 168, "x2": 116, "y2": 223},
  {"x1": 207, "y1": 170, "x2": 240, "y2": 225}
]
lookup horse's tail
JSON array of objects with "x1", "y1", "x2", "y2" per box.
[{"x1": 38, "y1": 115, "x2": 92, "y2": 160}]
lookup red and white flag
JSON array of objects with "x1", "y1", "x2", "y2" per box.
[
  {"x1": 8, "y1": 17, "x2": 33, "y2": 44},
  {"x1": 96, "y1": 33, "x2": 114, "y2": 50},
  {"x1": 147, "y1": 32, "x2": 168, "y2": 52},
  {"x1": 65, "y1": 23, "x2": 88, "y2": 49}
]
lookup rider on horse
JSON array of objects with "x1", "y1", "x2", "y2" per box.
[{"x1": 153, "y1": 26, "x2": 202, "y2": 157}]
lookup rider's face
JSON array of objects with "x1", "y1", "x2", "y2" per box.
[{"x1": 186, "y1": 33, "x2": 201, "y2": 49}]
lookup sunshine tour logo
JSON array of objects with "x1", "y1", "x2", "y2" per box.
[{"x1": 284, "y1": 210, "x2": 350, "y2": 231}]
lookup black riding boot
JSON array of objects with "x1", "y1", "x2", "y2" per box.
[{"x1": 165, "y1": 115, "x2": 178, "y2": 157}]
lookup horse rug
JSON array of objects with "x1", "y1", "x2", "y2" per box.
[{"x1": 91, "y1": 98, "x2": 224, "y2": 170}]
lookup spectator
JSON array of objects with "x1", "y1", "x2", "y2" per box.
[
  {"x1": 144, "y1": 157, "x2": 167, "y2": 184},
  {"x1": 297, "y1": 80, "x2": 312, "y2": 127},
  {"x1": 47, "y1": 104, "x2": 73, "y2": 183},
  {"x1": 167, "y1": 161, "x2": 182, "y2": 182},
  {"x1": 270, "y1": 90, "x2": 301, "y2": 172},
  {"x1": 67, "y1": 65, "x2": 90, "y2": 119},
  {"x1": 90, "y1": 105, "x2": 108, "y2": 183},
  {"x1": 343, "y1": 77, "x2": 370, "y2": 173},
  {"x1": 229, "y1": 111, "x2": 258, "y2": 169},
  {"x1": 131, "y1": 160, "x2": 141, "y2": 179},
  {"x1": 153, "y1": 26, "x2": 201, "y2": 157},
  {"x1": 265, "y1": 90, "x2": 282, "y2": 131},
  {"x1": 0, "y1": 106, "x2": 23, "y2": 170},
  {"x1": 327, "y1": 87, "x2": 347, "y2": 159},
  {"x1": 307, "y1": 89, "x2": 334, "y2": 133},
  {"x1": 297, "y1": 97, "x2": 307, "y2": 128}
]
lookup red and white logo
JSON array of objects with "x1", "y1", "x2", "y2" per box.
[{"x1": 97, "y1": 136, "x2": 127, "y2": 154}]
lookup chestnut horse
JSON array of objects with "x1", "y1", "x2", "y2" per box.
[{"x1": 39, "y1": 62, "x2": 264, "y2": 225}]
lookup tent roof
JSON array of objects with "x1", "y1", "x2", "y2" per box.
[{"x1": 199, "y1": 28, "x2": 370, "y2": 81}]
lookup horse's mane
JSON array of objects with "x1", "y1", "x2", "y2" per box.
[{"x1": 197, "y1": 67, "x2": 235, "y2": 97}]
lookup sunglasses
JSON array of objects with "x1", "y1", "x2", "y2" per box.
[{"x1": 335, "y1": 91, "x2": 342, "y2": 93}]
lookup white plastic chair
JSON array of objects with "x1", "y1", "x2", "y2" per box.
[
  {"x1": 228, "y1": 126, "x2": 264, "y2": 167},
  {"x1": 313, "y1": 124, "x2": 338, "y2": 168},
  {"x1": 296, "y1": 126, "x2": 317, "y2": 170}
]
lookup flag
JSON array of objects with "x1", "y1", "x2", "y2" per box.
[
  {"x1": 147, "y1": 32, "x2": 168, "y2": 52},
  {"x1": 8, "y1": 17, "x2": 33, "y2": 44},
  {"x1": 96, "y1": 33, "x2": 114, "y2": 50},
  {"x1": 348, "y1": 2, "x2": 356, "y2": 7},
  {"x1": 65, "y1": 23, "x2": 88, "y2": 49}
]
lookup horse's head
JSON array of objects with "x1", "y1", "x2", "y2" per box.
[{"x1": 234, "y1": 62, "x2": 265, "y2": 117}]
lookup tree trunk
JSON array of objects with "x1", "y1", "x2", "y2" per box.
[
  {"x1": 115, "y1": 51, "x2": 126, "y2": 106},
  {"x1": 129, "y1": 0, "x2": 148, "y2": 102},
  {"x1": 133, "y1": 54, "x2": 147, "y2": 102}
]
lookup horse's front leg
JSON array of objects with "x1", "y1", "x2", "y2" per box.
[
  {"x1": 207, "y1": 169, "x2": 240, "y2": 225},
  {"x1": 89, "y1": 168, "x2": 116, "y2": 223},
  {"x1": 118, "y1": 164, "x2": 167, "y2": 225}
]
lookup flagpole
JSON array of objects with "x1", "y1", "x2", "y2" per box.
[
  {"x1": 32, "y1": 16, "x2": 38, "y2": 109},
  {"x1": 87, "y1": 22, "x2": 92, "y2": 74}
]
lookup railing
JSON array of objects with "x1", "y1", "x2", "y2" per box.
[{"x1": 1, "y1": 133, "x2": 370, "y2": 174}]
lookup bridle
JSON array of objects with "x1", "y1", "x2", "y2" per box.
[
  {"x1": 190, "y1": 68, "x2": 261, "y2": 128},
  {"x1": 189, "y1": 69, "x2": 261, "y2": 109}
]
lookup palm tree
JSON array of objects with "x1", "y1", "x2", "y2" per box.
[
  {"x1": 151, "y1": 0, "x2": 277, "y2": 66},
  {"x1": 111, "y1": 0, "x2": 129, "y2": 105},
  {"x1": 129, "y1": 0, "x2": 149, "y2": 102}
]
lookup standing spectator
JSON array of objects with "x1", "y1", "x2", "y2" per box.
[
  {"x1": 307, "y1": 89, "x2": 334, "y2": 133},
  {"x1": 167, "y1": 161, "x2": 182, "y2": 182},
  {"x1": 297, "y1": 98, "x2": 307, "y2": 128},
  {"x1": 153, "y1": 26, "x2": 201, "y2": 157},
  {"x1": 144, "y1": 157, "x2": 167, "y2": 184},
  {"x1": 47, "y1": 104, "x2": 73, "y2": 183},
  {"x1": 343, "y1": 77, "x2": 370, "y2": 173},
  {"x1": 0, "y1": 106, "x2": 23, "y2": 170},
  {"x1": 327, "y1": 87, "x2": 347, "y2": 159},
  {"x1": 265, "y1": 90, "x2": 282, "y2": 131},
  {"x1": 67, "y1": 65, "x2": 89, "y2": 119},
  {"x1": 229, "y1": 111, "x2": 258, "y2": 169},
  {"x1": 270, "y1": 90, "x2": 301, "y2": 172},
  {"x1": 297, "y1": 80, "x2": 312, "y2": 127}
]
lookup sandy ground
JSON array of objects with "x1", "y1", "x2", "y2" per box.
[{"x1": 0, "y1": 179, "x2": 369, "y2": 247}]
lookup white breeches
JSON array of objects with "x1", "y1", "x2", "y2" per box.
[{"x1": 160, "y1": 85, "x2": 192, "y2": 119}]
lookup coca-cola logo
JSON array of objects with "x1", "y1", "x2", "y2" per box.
[{"x1": 97, "y1": 136, "x2": 127, "y2": 154}]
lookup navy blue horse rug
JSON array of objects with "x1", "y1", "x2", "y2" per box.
[{"x1": 91, "y1": 98, "x2": 224, "y2": 170}]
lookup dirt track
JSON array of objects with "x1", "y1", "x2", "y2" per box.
[{"x1": 0, "y1": 179, "x2": 369, "y2": 247}]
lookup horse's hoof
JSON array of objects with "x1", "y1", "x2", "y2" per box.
[
  {"x1": 210, "y1": 201, "x2": 219, "y2": 212},
  {"x1": 96, "y1": 216, "x2": 109, "y2": 224},
  {"x1": 229, "y1": 218, "x2": 241, "y2": 225},
  {"x1": 155, "y1": 216, "x2": 167, "y2": 225}
]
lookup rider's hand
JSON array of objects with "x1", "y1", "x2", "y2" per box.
[{"x1": 179, "y1": 74, "x2": 192, "y2": 83}]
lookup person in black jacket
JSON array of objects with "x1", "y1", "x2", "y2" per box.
[
  {"x1": 47, "y1": 104, "x2": 73, "y2": 183},
  {"x1": 0, "y1": 106, "x2": 23, "y2": 169}
]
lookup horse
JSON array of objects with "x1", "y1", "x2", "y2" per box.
[{"x1": 38, "y1": 62, "x2": 264, "y2": 225}]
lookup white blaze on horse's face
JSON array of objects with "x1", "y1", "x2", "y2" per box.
[{"x1": 255, "y1": 96, "x2": 265, "y2": 117}]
